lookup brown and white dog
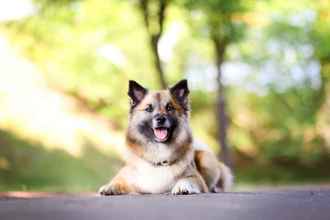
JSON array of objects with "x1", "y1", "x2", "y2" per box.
[{"x1": 98, "y1": 79, "x2": 233, "y2": 195}]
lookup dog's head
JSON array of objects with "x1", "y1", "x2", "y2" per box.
[{"x1": 126, "y1": 79, "x2": 192, "y2": 154}]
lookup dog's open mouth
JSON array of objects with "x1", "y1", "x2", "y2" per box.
[{"x1": 153, "y1": 127, "x2": 169, "y2": 142}]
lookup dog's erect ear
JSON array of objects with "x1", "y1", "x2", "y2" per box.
[
  {"x1": 128, "y1": 80, "x2": 148, "y2": 107},
  {"x1": 170, "y1": 79, "x2": 189, "y2": 109}
]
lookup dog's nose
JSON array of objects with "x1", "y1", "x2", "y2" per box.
[{"x1": 156, "y1": 116, "x2": 166, "y2": 125}]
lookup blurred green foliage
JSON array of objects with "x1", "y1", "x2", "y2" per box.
[
  {"x1": 0, "y1": 129, "x2": 121, "y2": 192},
  {"x1": 1, "y1": 0, "x2": 330, "y2": 191}
]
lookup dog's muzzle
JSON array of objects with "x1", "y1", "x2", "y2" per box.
[{"x1": 152, "y1": 114, "x2": 171, "y2": 142}]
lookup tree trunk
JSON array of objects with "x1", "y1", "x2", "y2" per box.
[
  {"x1": 138, "y1": 0, "x2": 168, "y2": 89},
  {"x1": 150, "y1": 36, "x2": 167, "y2": 89},
  {"x1": 212, "y1": 35, "x2": 232, "y2": 168}
]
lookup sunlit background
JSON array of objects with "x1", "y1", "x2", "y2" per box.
[{"x1": 0, "y1": 0, "x2": 330, "y2": 192}]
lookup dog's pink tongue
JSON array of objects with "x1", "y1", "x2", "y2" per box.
[{"x1": 154, "y1": 128, "x2": 168, "y2": 141}]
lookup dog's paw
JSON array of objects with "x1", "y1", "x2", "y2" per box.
[
  {"x1": 171, "y1": 179, "x2": 201, "y2": 195},
  {"x1": 98, "y1": 183, "x2": 126, "y2": 196}
]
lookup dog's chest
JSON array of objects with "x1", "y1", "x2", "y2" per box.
[{"x1": 131, "y1": 162, "x2": 186, "y2": 194}]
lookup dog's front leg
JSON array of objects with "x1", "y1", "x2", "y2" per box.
[
  {"x1": 98, "y1": 168, "x2": 137, "y2": 196},
  {"x1": 171, "y1": 175, "x2": 208, "y2": 195},
  {"x1": 98, "y1": 177, "x2": 135, "y2": 196}
]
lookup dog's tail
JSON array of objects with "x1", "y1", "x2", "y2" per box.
[{"x1": 216, "y1": 161, "x2": 234, "y2": 192}]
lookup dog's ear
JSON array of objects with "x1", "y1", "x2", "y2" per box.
[
  {"x1": 128, "y1": 80, "x2": 148, "y2": 107},
  {"x1": 170, "y1": 79, "x2": 189, "y2": 110}
]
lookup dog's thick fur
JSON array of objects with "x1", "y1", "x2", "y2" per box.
[{"x1": 99, "y1": 80, "x2": 233, "y2": 195}]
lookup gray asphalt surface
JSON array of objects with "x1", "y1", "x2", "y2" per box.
[{"x1": 1, "y1": 190, "x2": 330, "y2": 220}]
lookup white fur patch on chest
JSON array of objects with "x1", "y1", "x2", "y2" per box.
[
  {"x1": 134, "y1": 164, "x2": 178, "y2": 193},
  {"x1": 128, "y1": 150, "x2": 193, "y2": 194},
  {"x1": 145, "y1": 142, "x2": 174, "y2": 162}
]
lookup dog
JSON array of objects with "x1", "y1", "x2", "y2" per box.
[{"x1": 98, "y1": 79, "x2": 233, "y2": 195}]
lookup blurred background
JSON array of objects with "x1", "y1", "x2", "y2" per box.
[{"x1": 0, "y1": 0, "x2": 329, "y2": 192}]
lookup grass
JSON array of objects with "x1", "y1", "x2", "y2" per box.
[
  {"x1": 0, "y1": 129, "x2": 122, "y2": 192},
  {"x1": 235, "y1": 159, "x2": 330, "y2": 185},
  {"x1": 1, "y1": 128, "x2": 330, "y2": 192}
]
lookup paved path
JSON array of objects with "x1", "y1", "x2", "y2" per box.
[{"x1": 1, "y1": 190, "x2": 330, "y2": 220}]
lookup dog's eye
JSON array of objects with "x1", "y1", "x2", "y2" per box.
[
  {"x1": 145, "y1": 104, "x2": 153, "y2": 113},
  {"x1": 166, "y1": 103, "x2": 175, "y2": 112}
]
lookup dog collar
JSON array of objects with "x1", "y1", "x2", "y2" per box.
[{"x1": 153, "y1": 160, "x2": 170, "y2": 166}]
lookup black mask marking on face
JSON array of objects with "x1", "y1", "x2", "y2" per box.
[
  {"x1": 138, "y1": 115, "x2": 178, "y2": 143},
  {"x1": 138, "y1": 119, "x2": 154, "y2": 141}
]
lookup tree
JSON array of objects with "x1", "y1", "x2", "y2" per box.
[
  {"x1": 312, "y1": 1, "x2": 330, "y2": 104},
  {"x1": 136, "y1": 0, "x2": 169, "y2": 89},
  {"x1": 182, "y1": 0, "x2": 246, "y2": 167},
  {"x1": 312, "y1": 0, "x2": 330, "y2": 147}
]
